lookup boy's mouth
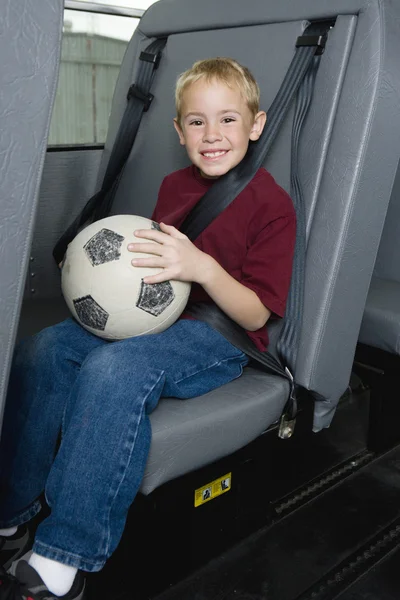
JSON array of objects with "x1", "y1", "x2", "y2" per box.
[{"x1": 200, "y1": 150, "x2": 229, "y2": 160}]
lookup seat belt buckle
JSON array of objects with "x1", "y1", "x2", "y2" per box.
[
  {"x1": 278, "y1": 366, "x2": 297, "y2": 439},
  {"x1": 127, "y1": 84, "x2": 154, "y2": 112},
  {"x1": 296, "y1": 33, "x2": 327, "y2": 55},
  {"x1": 278, "y1": 413, "x2": 296, "y2": 439},
  {"x1": 139, "y1": 49, "x2": 162, "y2": 70}
]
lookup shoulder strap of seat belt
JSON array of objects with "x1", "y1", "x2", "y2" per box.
[
  {"x1": 52, "y1": 37, "x2": 167, "y2": 265},
  {"x1": 183, "y1": 21, "x2": 332, "y2": 437},
  {"x1": 180, "y1": 22, "x2": 329, "y2": 240}
]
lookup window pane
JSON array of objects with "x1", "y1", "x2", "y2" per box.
[{"x1": 48, "y1": 10, "x2": 138, "y2": 145}]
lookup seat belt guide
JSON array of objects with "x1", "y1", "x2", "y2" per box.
[{"x1": 127, "y1": 84, "x2": 154, "y2": 111}]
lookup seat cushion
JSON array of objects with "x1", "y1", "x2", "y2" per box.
[
  {"x1": 141, "y1": 368, "x2": 289, "y2": 494},
  {"x1": 359, "y1": 277, "x2": 400, "y2": 355}
]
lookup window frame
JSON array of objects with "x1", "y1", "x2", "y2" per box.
[{"x1": 65, "y1": 1, "x2": 145, "y2": 19}]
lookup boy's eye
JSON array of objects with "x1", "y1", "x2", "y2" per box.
[
  {"x1": 189, "y1": 120, "x2": 203, "y2": 126},
  {"x1": 222, "y1": 117, "x2": 235, "y2": 123}
]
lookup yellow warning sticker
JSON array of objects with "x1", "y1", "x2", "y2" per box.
[{"x1": 194, "y1": 473, "x2": 232, "y2": 507}]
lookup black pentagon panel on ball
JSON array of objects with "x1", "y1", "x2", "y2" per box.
[
  {"x1": 151, "y1": 221, "x2": 161, "y2": 231},
  {"x1": 84, "y1": 228, "x2": 125, "y2": 266},
  {"x1": 73, "y1": 295, "x2": 109, "y2": 331},
  {"x1": 137, "y1": 281, "x2": 175, "y2": 317}
]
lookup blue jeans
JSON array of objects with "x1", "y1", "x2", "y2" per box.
[{"x1": 0, "y1": 317, "x2": 248, "y2": 571}]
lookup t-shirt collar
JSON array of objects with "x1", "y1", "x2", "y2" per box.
[{"x1": 191, "y1": 165, "x2": 217, "y2": 188}]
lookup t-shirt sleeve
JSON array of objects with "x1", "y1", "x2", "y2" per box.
[{"x1": 241, "y1": 212, "x2": 296, "y2": 318}]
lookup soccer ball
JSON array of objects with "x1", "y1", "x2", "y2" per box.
[{"x1": 61, "y1": 215, "x2": 191, "y2": 340}]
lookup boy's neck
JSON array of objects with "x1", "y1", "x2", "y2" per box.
[{"x1": 198, "y1": 167, "x2": 219, "y2": 180}]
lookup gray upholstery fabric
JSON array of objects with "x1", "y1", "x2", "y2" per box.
[
  {"x1": 359, "y1": 277, "x2": 400, "y2": 355},
  {"x1": 25, "y1": 150, "x2": 103, "y2": 302},
  {"x1": 140, "y1": 0, "x2": 390, "y2": 38},
  {"x1": 0, "y1": 0, "x2": 64, "y2": 432},
  {"x1": 373, "y1": 162, "x2": 400, "y2": 284},
  {"x1": 359, "y1": 162, "x2": 400, "y2": 354},
  {"x1": 94, "y1": 0, "x2": 400, "y2": 491},
  {"x1": 142, "y1": 370, "x2": 289, "y2": 495},
  {"x1": 358, "y1": 162, "x2": 400, "y2": 355}
]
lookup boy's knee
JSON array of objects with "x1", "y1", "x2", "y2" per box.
[
  {"x1": 82, "y1": 342, "x2": 130, "y2": 377},
  {"x1": 14, "y1": 322, "x2": 68, "y2": 368},
  {"x1": 81, "y1": 343, "x2": 119, "y2": 377},
  {"x1": 82, "y1": 339, "x2": 153, "y2": 379}
]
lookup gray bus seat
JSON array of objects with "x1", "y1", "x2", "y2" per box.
[
  {"x1": 355, "y1": 162, "x2": 400, "y2": 452},
  {"x1": 0, "y1": 0, "x2": 64, "y2": 433},
  {"x1": 14, "y1": 0, "x2": 400, "y2": 496},
  {"x1": 359, "y1": 277, "x2": 400, "y2": 355},
  {"x1": 359, "y1": 163, "x2": 400, "y2": 355}
]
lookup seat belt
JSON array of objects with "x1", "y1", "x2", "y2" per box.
[
  {"x1": 181, "y1": 21, "x2": 332, "y2": 437},
  {"x1": 52, "y1": 37, "x2": 167, "y2": 266}
]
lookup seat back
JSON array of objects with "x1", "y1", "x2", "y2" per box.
[
  {"x1": 0, "y1": 1, "x2": 64, "y2": 432},
  {"x1": 97, "y1": 0, "x2": 400, "y2": 430},
  {"x1": 372, "y1": 162, "x2": 400, "y2": 284},
  {"x1": 357, "y1": 161, "x2": 400, "y2": 354}
]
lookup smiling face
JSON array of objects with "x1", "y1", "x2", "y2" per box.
[{"x1": 174, "y1": 78, "x2": 266, "y2": 179}]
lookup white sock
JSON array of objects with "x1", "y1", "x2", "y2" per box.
[
  {"x1": 28, "y1": 553, "x2": 77, "y2": 597},
  {"x1": 0, "y1": 526, "x2": 18, "y2": 536}
]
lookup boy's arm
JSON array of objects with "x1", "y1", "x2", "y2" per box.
[
  {"x1": 196, "y1": 210, "x2": 297, "y2": 330},
  {"x1": 129, "y1": 222, "x2": 272, "y2": 332},
  {"x1": 196, "y1": 255, "x2": 271, "y2": 331}
]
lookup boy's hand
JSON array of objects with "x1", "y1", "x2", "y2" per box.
[{"x1": 128, "y1": 222, "x2": 213, "y2": 285}]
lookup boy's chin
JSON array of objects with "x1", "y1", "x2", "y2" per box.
[
  {"x1": 196, "y1": 155, "x2": 245, "y2": 179},
  {"x1": 197, "y1": 163, "x2": 234, "y2": 179}
]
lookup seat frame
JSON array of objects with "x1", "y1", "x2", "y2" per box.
[{"x1": 354, "y1": 343, "x2": 400, "y2": 453}]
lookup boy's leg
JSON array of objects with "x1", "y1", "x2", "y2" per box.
[
  {"x1": 32, "y1": 319, "x2": 248, "y2": 572},
  {"x1": 0, "y1": 318, "x2": 107, "y2": 529}
]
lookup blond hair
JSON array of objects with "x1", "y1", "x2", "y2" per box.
[{"x1": 175, "y1": 57, "x2": 260, "y2": 125}]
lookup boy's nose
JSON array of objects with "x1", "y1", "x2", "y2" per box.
[{"x1": 203, "y1": 124, "x2": 223, "y2": 143}]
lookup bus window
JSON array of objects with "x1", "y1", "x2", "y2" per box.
[{"x1": 48, "y1": 1, "x2": 158, "y2": 146}]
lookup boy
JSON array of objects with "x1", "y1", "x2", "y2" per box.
[{"x1": 0, "y1": 57, "x2": 295, "y2": 599}]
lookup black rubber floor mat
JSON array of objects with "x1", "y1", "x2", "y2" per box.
[
  {"x1": 334, "y1": 544, "x2": 400, "y2": 600},
  {"x1": 153, "y1": 446, "x2": 400, "y2": 600}
]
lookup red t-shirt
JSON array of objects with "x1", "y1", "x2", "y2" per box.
[{"x1": 151, "y1": 165, "x2": 296, "y2": 351}]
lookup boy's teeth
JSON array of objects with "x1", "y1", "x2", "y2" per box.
[{"x1": 203, "y1": 151, "x2": 226, "y2": 157}]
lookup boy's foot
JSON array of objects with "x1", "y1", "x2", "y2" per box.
[
  {"x1": 0, "y1": 525, "x2": 32, "y2": 571},
  {"x1": 0, "y1": 560, "x2": 86, "y2": 599}
]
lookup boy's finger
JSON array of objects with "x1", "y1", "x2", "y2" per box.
[
  {"x1": 131, "y1": 256, "x2": 165, "y2": 268},
  {"x1": 159, "y1": 222, "x2": 187, "y2": 239},
  {"x1": 142, "y1": 272, "x2": 169, "y2": 284},
  {"x1": 134, "y1": 229, "x2": 168, "y2": 242},
  {"x1": 128, "y1": 242, "x2": 162, "y2": 255}
]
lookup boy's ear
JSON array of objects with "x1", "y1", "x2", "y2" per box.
[
  {"x1": 249, "y1": 111, "x2": 267, "y2": 141},
  {"x1": 173, "y1": 118, "x2": 186, "y2": 146}
]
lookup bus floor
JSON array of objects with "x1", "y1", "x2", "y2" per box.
[
  {"x1": 146, "y1": 390, "x2": 400, "y2": 600},
  {"x1": 151, "y1": 440, "x2": 400, "y2": 600},
  {"x1": 79, "y1": 375, "x2": 400, "y2": 600}
]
